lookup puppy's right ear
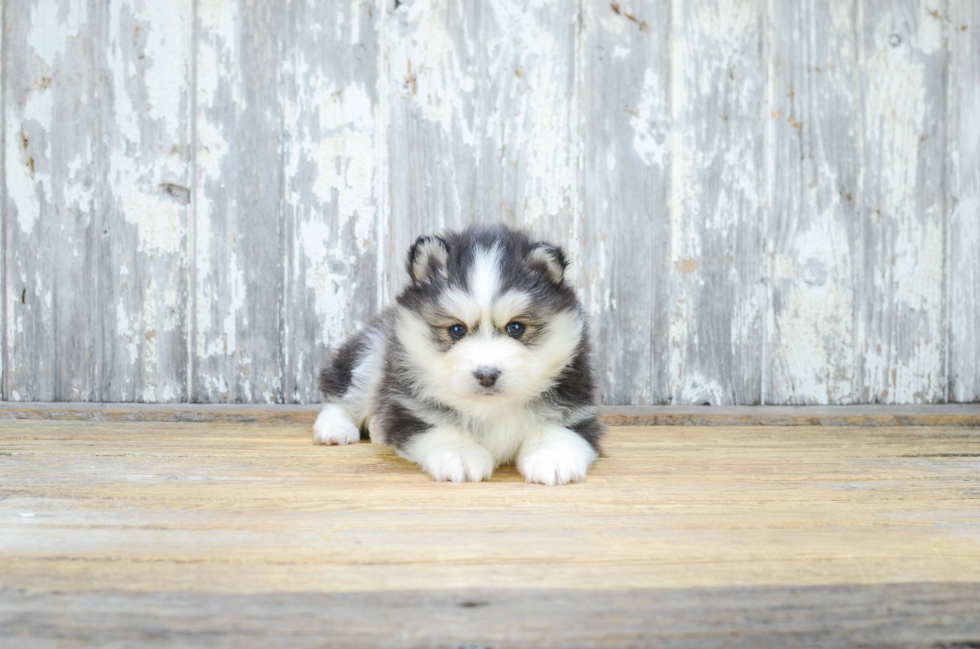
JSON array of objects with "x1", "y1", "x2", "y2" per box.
[{"x1": 407, "y1": 235, "x2": 450, "y2": 284}]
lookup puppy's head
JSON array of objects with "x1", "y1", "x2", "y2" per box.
[{"x1": 396, "y1": 225, "x2": 584, "y2": 411}]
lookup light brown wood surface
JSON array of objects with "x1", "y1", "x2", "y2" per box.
[{"x1": 2, "y1": 419, "x2": 979, "y2": 646}]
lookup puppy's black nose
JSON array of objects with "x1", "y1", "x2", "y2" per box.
[{"x1": 474, "y1": 367, "x2": 500, "y2": 388}]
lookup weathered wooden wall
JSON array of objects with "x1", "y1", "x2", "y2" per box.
[{"x1": 1, "y1": 0, "x2": 977, "y2": 405}]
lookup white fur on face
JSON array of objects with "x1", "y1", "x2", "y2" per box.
[
  {"x1": 398, "y1": 304, "x2": 583, "y2": 416},
  {"x1": 453, "y1": 307, "x2": 583, "y2": 414},
  {"x1": 438, "y1": 244, "x2": 504, "y2": 325},
  {"x1": 517, "y1": 425, "x2": 598, "y2": 486},
  {"x1": 471, "y1": 244, "x2": 502, "y2": 307},
  {"x1": 439, "y1": 288, "x2": 532, "y2": 332}
]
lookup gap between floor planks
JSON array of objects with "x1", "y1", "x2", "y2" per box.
[{"x1": 2, "y1": 402, "x2": 980, "y2": 426}]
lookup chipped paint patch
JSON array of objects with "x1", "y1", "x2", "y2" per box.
[
  {"x1": 668, "y1": 0, "x2": 765, "y2": 404},
  {"x1": 630, "y1": 68, "x2": 668, "y2": 168},
  {"x1": 27, "y1": 1, "x2": 88, "y2": 66}
]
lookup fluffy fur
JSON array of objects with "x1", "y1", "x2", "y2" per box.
[{"x1": 314, "y1": 224, "x2": 604, "y2": 485}]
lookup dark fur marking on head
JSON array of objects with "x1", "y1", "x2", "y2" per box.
[{"x1": 398, "y1": 224, "x2": 579, "y2": 325}]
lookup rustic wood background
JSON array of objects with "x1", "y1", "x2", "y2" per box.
[{"x1": 1, "y1": 0, "x2": 977, "y2": 405}]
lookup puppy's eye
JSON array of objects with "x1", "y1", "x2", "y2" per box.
[
  {"x1": 448, "y1": 324, "x2": 467, "y2": 340},
  {"x1": 505, "y1": 322, "x2": 525, "y2": 338}
]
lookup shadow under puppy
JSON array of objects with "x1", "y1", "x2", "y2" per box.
[{"x1": 313, "y1": 224, "x2": 604, "y2": 485}]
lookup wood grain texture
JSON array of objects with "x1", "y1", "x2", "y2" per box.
[
  {"x1": 668, "y1": 0, "x2": 766, "y2": 405},
  {"x1": 580, "y1": 0, "x2": 670, "y2": 405},
  {"x1": 4, "y1": 402, "x2": 980, "y2": 426},
  {"x1": 4, "y1": 0, "x2": 105, "y2": 401},
  {"x1": 280, "y1": 0, "x2": 385, "y2": 403},
  {"x1": 193, "y1": 0, "x2": 285, "y2": 403},
  {"x1": 2, "y1": 421, "x2": 979, "y2": 592},
  {"x1": 948, "y1": 0, "x2": 980, "y2": 403},
  {"x1": 766, "y1": 0, "x2": 860, "y2": 404},
  {"x1": 3, "y1": 584, "x2": 979, "y2": 649},
  {"x1": 858, "y1": 0, "x2": 947, "y2": 403},
  {"x1": 1, "y1": 420, "x2": 979, "y2": 646}
]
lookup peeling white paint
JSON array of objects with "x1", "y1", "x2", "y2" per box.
[
  {"x1": 221, "y1": 249, "x2": 246, "y2": 357},
  {"x1": 140, "y1": 2, "x2": 189, "y2": 137},
  {"x1": 679, "y1": 372, "x2": 727, "y2": 406},
  {"x1": 667, "y1": 0, "x2": 766, "y2": 404},
  {"x1": 765, "y1": 0, "x2": 862, "y2": 405},
  {"x1": 860, "y1": 3, "x2": 946, "y2": 403},
  {"x1": 296, "y1": 219, "x2": 350, "y2": 344},
  {"x1": 308, "y1": 83, "x2": 375, "y2": 210},
  {"x1": 27, "y1": 0, "x2": 87, "y2": 66},
  {"x1": 115, "y1": 180, "x2": 184, "y2": 254},
  {"x1": 4, "y1": 0, "x2": 974, "y2": 405},
  {"x1": 388, "y1": 0, "x2": 478, "y2": 147},
  {"x1": 8, "y1": 86, "x2": 57, "y2": 235},
  {"x1": 116, "y1": 302, "x2": 139, "y2": 365},
  {"x1": 630, "y1": 68, "x2": 667, "y2": 168},
  {"x1": 947, "y1": 0, "x2": 979, "y2": 400}
]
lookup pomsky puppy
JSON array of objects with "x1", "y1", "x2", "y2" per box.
[{"x1": 312, "y1": 224, "x2": 604, "y2": 485}]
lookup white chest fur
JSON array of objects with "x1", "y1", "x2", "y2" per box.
[{"x1": 460, "y1": 405, "x2": 547, "y2": 464}]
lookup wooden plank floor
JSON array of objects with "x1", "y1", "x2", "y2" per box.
[{"x1": 2, "y1": 418, "x2": 979, "y2": 647}]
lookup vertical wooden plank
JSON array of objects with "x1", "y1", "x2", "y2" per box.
[
  {"x1": 668, "y1": 0, "x2": 766, "y2": 405},
  {"x1": 102, "y1": 0, "x2": 192, "y2": 401},
  {"x1": 858, "y1": 0, "x2": 946, "y2": 403},
  {"x1": 1, "y1": 0, "x2": 5, "y2": 400},
  {"x1": 765, "y1": 0, "x2": 860, "y2": 404},
  {"x1": 385, "y1": 0, "x2": 578, "y2": 295},
  {"x1": 580, "y1": 0, "x2": 670, "y2": 404},
  {"x1": 4, "y1": 0, "x2": 104, "y2": 401},
  {"x1": 194, "y1": 0, "x2": 285, "y2": 403},
  {"x1": 280, "y1": 0, "x2": 385, "y2": 403},
  {"x1": 386, "y1": 0, "x2": 480, "y2": 286},
  {"x1": 948, "y1": 0, "x2": 980, "y2": 402}
]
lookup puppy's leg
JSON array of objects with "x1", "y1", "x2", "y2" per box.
[
  {"x1": 397, "y1": 425, "x2": 494, "y2": 483},
  {"x1": 315, "y1": 325, "x2": 383, "y2": 446},
  {"x1": 313, "y1": 403, "x2": 361, "y2": 446},
  {"x1": 517, "y1": 425, "x2": 598, "y2": 486},
  {"x1": 365, "y1": 415, "x2": 387, "y2": 446}
]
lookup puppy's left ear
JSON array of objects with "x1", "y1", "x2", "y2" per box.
[
  {"x1": 407, "y1": 235, "x2": 450, "y2": 284},
  {"x1": 528, "y1": 243, "x2": 568, "y2": 285}
]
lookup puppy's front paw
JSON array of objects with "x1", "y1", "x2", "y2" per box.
[
  {"x1": 423, "y1": 445, "x2": 494, "y2": 483},
  {"x1": 313, "y1": 405, "x2": 360, "y2": 445},
  {"x1": 518, "y1": 427, "x2": 598, "y2": 486},
  {"x1": 397, "y1": 425, "x2": 495, "y2": 482}
]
